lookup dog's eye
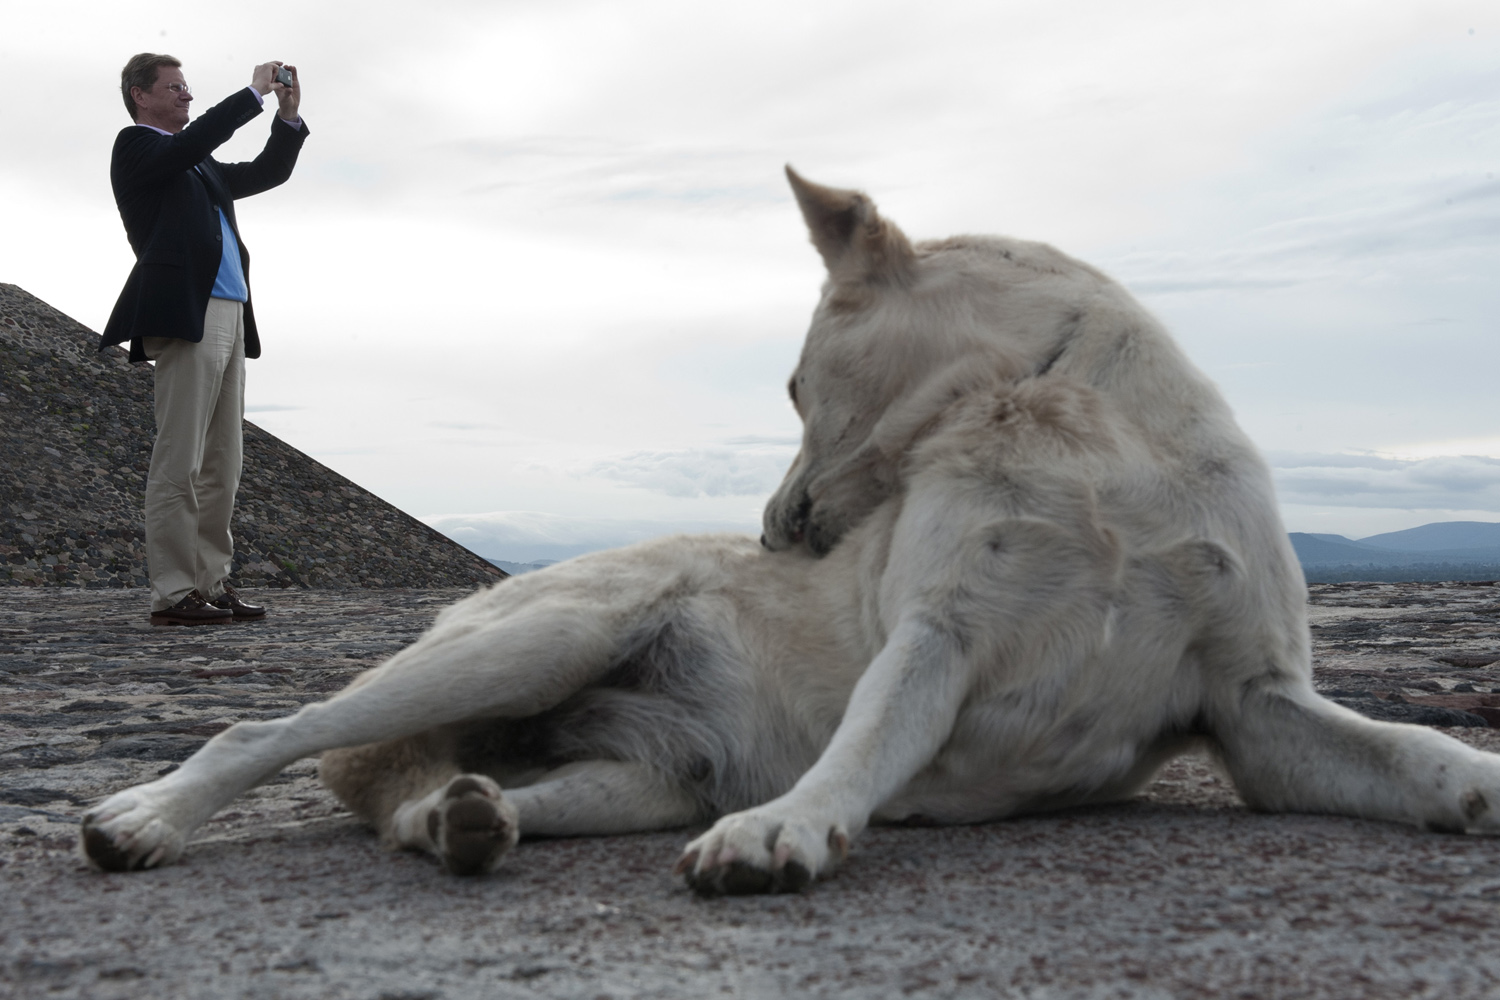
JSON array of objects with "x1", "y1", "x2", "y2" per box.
[{"x1": 787, "y1": 377, "x2": 799, "y2": 406}]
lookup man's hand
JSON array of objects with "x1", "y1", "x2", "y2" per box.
[
  {"x1": 273, "y1": 64, "x2": 300, "y2": 122},
  {"x1": 250, "y1": 62, "x2": 278, "y2": 97}
]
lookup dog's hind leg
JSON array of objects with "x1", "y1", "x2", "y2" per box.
[
  {"x1": 1169, "y1": 536, "x2": 1500, "y2": 835},
  {"x1": 320, "y1": 727, "x2": 524, "y2": 875},
  {"x1": 80, "y1": 674, "x2": 499, "y2": 874},
  {"x1": 319, "y1": 728, "x2": 465, "y2": 837},
  {"x1": 1210, "y1": 676, "x2": 1500, "y2": 834},
  {"x1": 325, "y1": 745, "x2": 699, "y2": 875},
  {"x1": 389, "y1": 760, "x2": 701, "y2": 875},
  {"x1": 501, "y1": 760, "x2": 702, "y2": 836},
  {"x1": 81, "y1": 564, "x2": 692, "y2": 872}
]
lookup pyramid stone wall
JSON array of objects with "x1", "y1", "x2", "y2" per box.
[{"x1": 0, "y1": 283, "x2": 505, "y2": 590}]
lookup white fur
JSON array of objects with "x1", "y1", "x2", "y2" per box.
[{"x1": 81, "y1": 169, "x2": 1500, "y2": 893}]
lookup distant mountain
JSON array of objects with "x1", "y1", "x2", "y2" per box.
[
  {"x1": 1289, "y1": 520, "x2": 1500, "y2": 583},
  {"x1": 1357, "y1": 521, "x2": 1500, "y2": 552},
  {"x1": 1288, "y1": 534, "x2": 1393, "y2": 566}
]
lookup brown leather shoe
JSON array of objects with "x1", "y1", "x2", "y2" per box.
[
  {"x1": 150, "y1": 590, "x2": 234, "y2": 627},
  {"x1": 209, "y1": 584, "x2": 266, "y2": 621}
]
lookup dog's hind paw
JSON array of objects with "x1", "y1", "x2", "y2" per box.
[
  {"x1": 80, "y1": 787, "x2": 189, "y2": 873},
  {"x1": 1426, "y1": 784, "x2": 1500, "y2": 835},
  {"x1": 675, "y1": 807, "x2": 849, "y2": 896},
  {"x1": 427, "y1": 774, "x2": 519, "y2": 876}
]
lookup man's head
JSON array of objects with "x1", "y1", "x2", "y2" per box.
[{"x1": 121, "y1": 53, "x2": 190, "y2": 132}]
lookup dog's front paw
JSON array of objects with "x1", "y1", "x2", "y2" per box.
[
  {"x1": 675, "y1": 807, "x2": 850, "y2": 896},
  {"x1": 427, "y1": 774, "x2": 519, "y2": 876},
  {"x1": 80, "y1": 787, "x2": 189, "y2": 873}
]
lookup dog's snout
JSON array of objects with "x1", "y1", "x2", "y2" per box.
[{"x1": 763, "y1": 488, "x2": 813, "y2": 552}]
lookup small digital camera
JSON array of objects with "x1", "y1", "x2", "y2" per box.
[{"x1": 274, "y1": 65, "x2": 293, "y2": 88}]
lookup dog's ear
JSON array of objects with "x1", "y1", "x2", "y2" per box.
[{"x1": 786, "y1": 165, "x2": 914, "y2": 286}]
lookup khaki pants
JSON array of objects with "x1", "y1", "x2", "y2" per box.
[{"x1": 143, "y1": 298, "x2": 246, "y2": 612}]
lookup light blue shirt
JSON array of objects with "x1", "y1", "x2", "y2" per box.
[{"x1": 208, "y1": 205, "x2": 248, "y2": 302}]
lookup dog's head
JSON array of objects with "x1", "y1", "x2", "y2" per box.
[{"x1": 764, "y1": 168, "x2": 1048, "y2": 555}]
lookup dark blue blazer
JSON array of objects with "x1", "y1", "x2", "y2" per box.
[{"x1": 100, "y1": 87, "x2": 309, "y2": 362}]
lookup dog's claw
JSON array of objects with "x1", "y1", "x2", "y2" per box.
[
  {"x1": 719, "y1": 859, "x2": 774, "y2": 895},
  {"x1": 829, "y1": 828, "x2": 849, "y2": 861},
  {"x1": 678, "y1": 807, "x2": 843, "y2": 895},
  {"x1": 82, "y1": 822, "x2": 135, "y2": 872},
  {"x1": 778, "y1": 859, "x2": 813, "y2": 893},
  {"x1": 79, "y1": 787, "x2": 190, "y2": 873},
  {"x1": 684, "y1": 856, "x2": 814, "y2": 897}
]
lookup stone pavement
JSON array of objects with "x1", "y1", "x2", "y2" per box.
[{"x1": 2, "y1": 582, "x2": 1500, "y2": 999}]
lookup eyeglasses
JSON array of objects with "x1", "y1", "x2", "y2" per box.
[{"x1": 164, "y1": 83, "x2": 192, "y2": 95}]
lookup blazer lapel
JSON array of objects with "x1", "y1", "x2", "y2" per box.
[{"x1": 194, "y1": 160, "x2": 238, "y2": 233}]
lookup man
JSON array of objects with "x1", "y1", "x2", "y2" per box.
[{"x1": 100, "y1": 54, "x2": 309, "y2": 626}]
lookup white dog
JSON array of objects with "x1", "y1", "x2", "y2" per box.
[{"x1": 82, "y1": 169, "x2": 1500, "y2": 894}]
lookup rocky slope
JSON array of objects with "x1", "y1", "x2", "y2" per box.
[{"x1": 0, "y1": 283, "x2": 504, "y2": 592}]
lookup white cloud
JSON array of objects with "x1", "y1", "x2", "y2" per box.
[
  {"x1": 1269, "y1": 452, "x2": 1500, "y2": 512},
  {"x1": 1381, "y1": 435, "x2": 1500, "y2": 461},
  {"x1": 422, "y1": 510, "x2": 759, "y2": 563},
  {"x1": 1115, "y1": 178, "x2": 1500, "y2": 295},
  {"x1": 583, "y1": 446, "x2": 796, "y2": 499},
  {"x1": 1105, "y1": 50, "x2": 1500, "y2": 295}
]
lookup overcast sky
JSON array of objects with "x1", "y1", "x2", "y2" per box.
[{"x1": 3, "y1": 1, "x2": 1496, "y2": 561}]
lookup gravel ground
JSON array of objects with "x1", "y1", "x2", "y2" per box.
[{"x1": 3, "y1": 581, "x2": 1500, "y2": 999}]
